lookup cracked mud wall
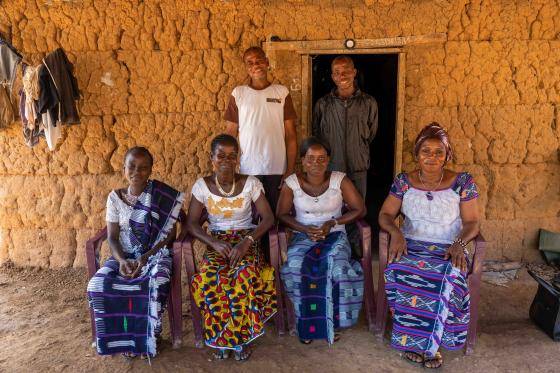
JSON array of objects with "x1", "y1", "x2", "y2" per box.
[{"x1": 0, "y1": 0, "x2": 558, "y2": 268}]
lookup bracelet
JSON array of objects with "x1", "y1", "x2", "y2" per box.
[
  {"x1": 245, "y1": 234, "x2": 256, "y2": 244},
  {"x1": 453, "y1": 237, "x2": 469, "y2": 254}
]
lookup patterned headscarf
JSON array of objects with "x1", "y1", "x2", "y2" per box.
[{"x1": 413, "y1": 122, "x2": 453, "y2": 163}]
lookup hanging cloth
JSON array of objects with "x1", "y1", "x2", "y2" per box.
[
  {"x1": 0, "y1": 37, "x2": 22, "y2": 88},
  {"x1": 42, "y1": 48, "x2": 80, "y2": 124}
]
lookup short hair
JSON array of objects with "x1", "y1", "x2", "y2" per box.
[
  {"x1": 299, "y1": 136, "x2": 331, "y2": 158},
  {"x1": 124, "y1": 146, "x2": 153, "y2": 166},
  {"x1": 331, "y1": 55, "x2": 355, "y2": 70},
  {"x1": 243, "y1": 46, "x2": 266, "y2": 61},
  {"x1": 413, "y1": 122, "x2": 453, "y2": 163},
  {"x1": 210, "y1": 133, "x2": 239, "y2": 154}
]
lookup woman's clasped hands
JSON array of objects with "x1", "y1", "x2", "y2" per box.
[{"x1": 210, "y1": 237, "x2": 252, "y2": 267}]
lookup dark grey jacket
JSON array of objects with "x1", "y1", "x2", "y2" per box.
[{"x1": 312, "y1": 88, "x2": 378, "y2": 173}]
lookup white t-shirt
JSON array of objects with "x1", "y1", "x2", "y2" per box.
[
  {"x1": 190, "y1": 175, "x2": 265, "y2": 231},
  {"x1": 229, "y1": 84, "x2": 292, "y2": 175}
]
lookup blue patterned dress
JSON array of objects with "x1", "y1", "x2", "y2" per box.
[{"x1": 384, "y1": 172, "x2": 478, "y2": 357}]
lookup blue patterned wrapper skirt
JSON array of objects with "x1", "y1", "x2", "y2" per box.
[
  {"x1": 384, "y1": 238, "x2": 470, "y2": 357},
  {"x1": 86, "y1": 251, "x2": 171, "y2": 357},
  {"x1": 281, "y1": 231, "x2": 364, "y2": 344}
]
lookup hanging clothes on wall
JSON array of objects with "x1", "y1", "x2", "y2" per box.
[
  {"x1": 0, "y1": 37, "x2": 22, "y2": 87},
  {"x1": 29, "y1": 48, "x2": 81, "y2": 150},
  {"x1": 42, "y1": 48, "x2": 80, "y2": 125},
  {"x1": 19, "y1": 88, "x2": 43, "y2": 147},
  {"x1": 37, "y1": 63, "x2": 62, "y2": 150},
  {"x1": 0, "y1": 83, "x2": 15, "y2": 129},
  {"x1": 0, "y1": 37, "x2": 22, "y2": 129}
]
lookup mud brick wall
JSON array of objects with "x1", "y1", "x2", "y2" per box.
[{"x1": 0, "y1": 0, "x2": 558, "y2": 268}]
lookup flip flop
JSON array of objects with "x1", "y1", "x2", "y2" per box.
[
  {"x1": 234, "y1": 348, "x2": 252, "y2": 362},
  {"x1": 213, "y1": 349, "x2": 230, "y2": 360},
  {"x1": 402, "y1": 351, "x2": 424, "y2": 366},
  {"x1": 121, "y1": 352, "x2": 136, "y2": 360},
  {"x1": 423, "y1": 351, "x2": 443, "y2": 369}
]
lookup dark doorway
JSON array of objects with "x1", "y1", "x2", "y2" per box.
[{"x1": 311, "y1": 53, "x2": 399, "y2": 239}]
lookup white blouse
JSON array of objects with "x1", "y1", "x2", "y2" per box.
[
  {"x1": 105, "y1": 190, "x2": 135, "y2": 255},
  {"x1": 284, "y1": 171, "x2": 346, "y2": 233},
  {"x1": 190, "y1": 175, "x2": 264, "y2": 231}
]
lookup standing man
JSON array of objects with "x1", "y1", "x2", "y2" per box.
[
  {"x1": 225, "y1": 46, "x2": 298, "y2": 212},
  {"x1": 312, "y1": 56, "x2": 378, "y2": 199}
]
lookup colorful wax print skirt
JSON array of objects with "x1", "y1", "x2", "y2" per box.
[
  {"x1": 281, "y1": 231, "x2": 364, "y2": 344},
  {"x1": 191, "y1": 229, "x2": 277, "y2": 350},
  {"x1": 384, "y1": 239, "x2": 470, "y2": 357},
  {"x1": 86, "y1": 250, "x2": 172, "y2": 357}
]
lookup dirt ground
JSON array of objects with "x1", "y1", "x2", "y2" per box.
[{"x1": 1, "y1": 263, "x2": 559, "y2": 373}]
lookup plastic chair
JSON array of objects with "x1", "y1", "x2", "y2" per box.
[
  {"x1": 85, "y1": 210, "x2": 186, "y2": 349},
  {"x1": 183, "y1": 207, "x2": 285, "y2": 348},
  {"x1": 277, "y1": 218, "x2": 377, "y2": 335},
  {"x1": 375, "y1": 230, "x2": 486, "y2": 355}
]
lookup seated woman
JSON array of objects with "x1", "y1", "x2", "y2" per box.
[
  {"x1": 379, "y1": 123, "x2": 480, "y2": 369},
  {"x1": 278, "y1": 137, "x2": 366, "y2": 345},
  {"x1": 187, "y1": 134, "x2": 276, "y2": 362},
  {"x1": 86, "y1": 147, "x2": 184, "y2": 359}
]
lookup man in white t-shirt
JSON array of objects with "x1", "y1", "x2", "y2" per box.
[{"x1": 225, "y1": 46, "x2": 298, "y2": 213}]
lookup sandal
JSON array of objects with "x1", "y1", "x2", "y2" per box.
[
  {"x1": 402, "y1": 351, "x2": 424, "y2": 365},
  {"x1": 121, "y1": 351, "x2": 136, "y2": 360},
  {"x1": 213, "y1": 349, "x2": 230, "y2": 360},
  {"x1": 423, "y1": 351, "x2": 443, "y2": 369},
  {"x1": 299, "y1": 338, "x2": 313, "y2": 344},
  {"x1": 234, "y1": 348, "x2": 252, "y2": 362}
]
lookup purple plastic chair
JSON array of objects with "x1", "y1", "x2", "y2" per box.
[
  {"x1": 85, "y1": 210, "x2": 186, "y2": 349},
  {"x1": 375, "y1": 230, "x2": 486, "y2": 355}
]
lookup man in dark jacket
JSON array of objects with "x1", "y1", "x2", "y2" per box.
[{"x1": 312, "y1": 56, "x2": 378, "y2": 198}]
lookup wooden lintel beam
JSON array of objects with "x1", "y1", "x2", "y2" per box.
[{"x1": 263, "y1": 33, "x2": 447, "y2": 51}]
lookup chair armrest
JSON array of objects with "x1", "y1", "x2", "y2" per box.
[
  {"x1": 268, "y1": 226, "x2": 280, "y2": 270},
  {"x1": 86, "y1": 227, "x2": 108, "y2": 279},
  {"x1": 469, "y1": 233, "x2": 486, "y2": 276},
  {"x1": 277, "y1": 225, "x2": 289, "y2": 264},
  {"x1": 182, "y1": 233, "x2": 198, "y2": 279},
  {"x1": 378, "y1": 230, "x2": 390, "y2": 271},
  {"x1": 356, "y1": 219, "x2": 372, "y2": 260}
]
